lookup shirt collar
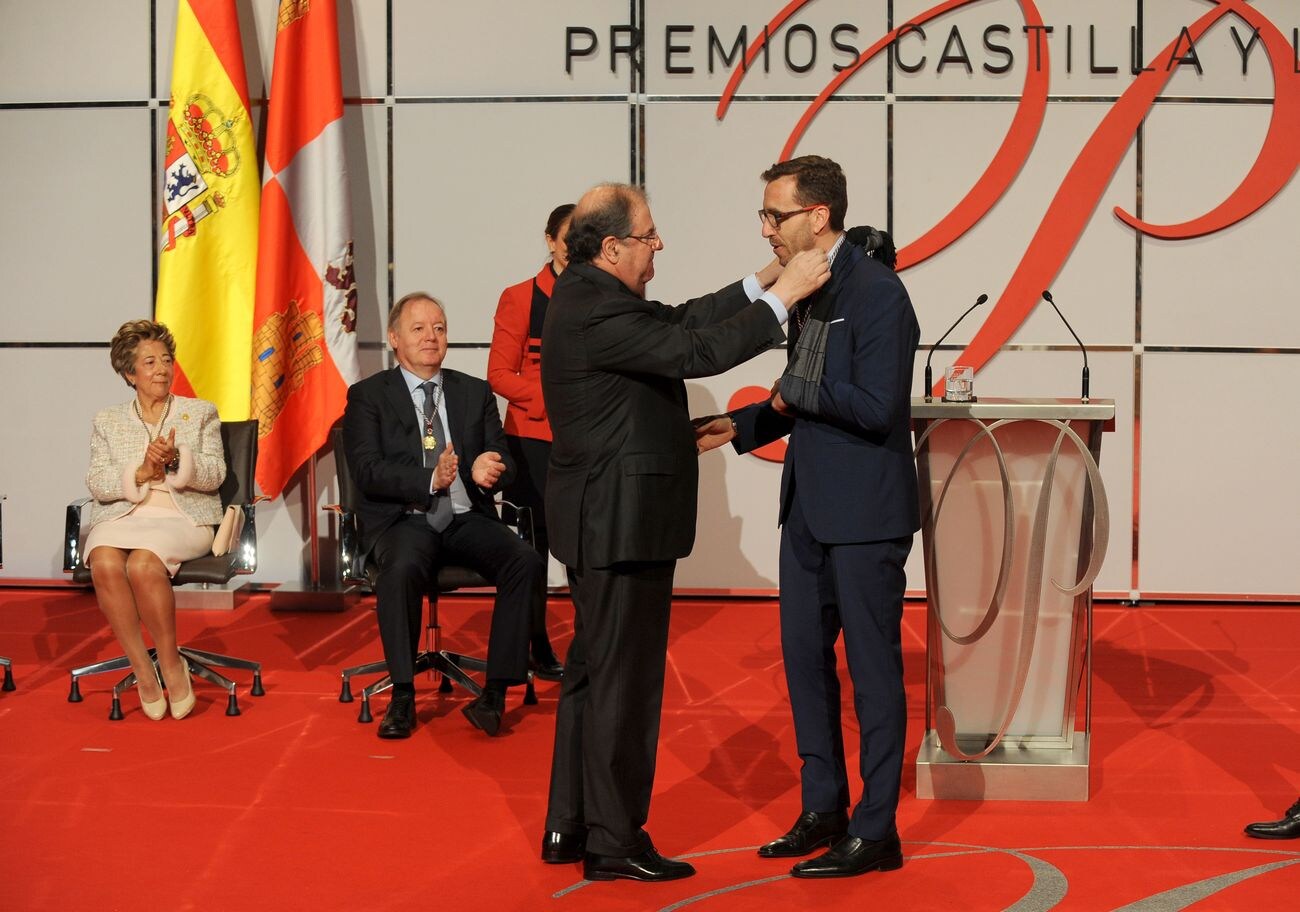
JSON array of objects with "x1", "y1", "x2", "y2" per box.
[
  {"x1": 826, "y1": 231, "x2": 847, "y2": 269},
  {"x1": 398, "y1": 365, "x2": 442, "y2": 395}
]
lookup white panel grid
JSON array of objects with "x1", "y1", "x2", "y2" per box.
[
  {"x1": 1139, "y1": 351, "x2": 1300, "y2": 596},
  {"x1": 895, "y1": 100, "x2": 1138, "y2": 348},
  {"x1": 1, "y1": 2, "x2": 1297, "y2": 598},
  {"x1": 391, "y1": 101, "x2": 630, "y2": 344},
  {"x1": 644, "y1": 99, "x2": 888, "y2": 311},
  {"x1": 642, "y1": 0, "x2": 889, "y2": 98},
  {"x1": 0, "y1": 0, "x2": 150, "y2": 103},
  {"x1": 1, "y1": 108, "x2": 154, "y2": 343}
]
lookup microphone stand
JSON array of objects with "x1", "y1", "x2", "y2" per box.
[
  {"x1": 1041, "y1": 290, "x2": 1089, "y2": 402},
  {"x1": 924, "y1": 293, "x2": 987, "y2": 401}
]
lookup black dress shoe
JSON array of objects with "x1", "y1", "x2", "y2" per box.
[
  {"x1": 462, "y1": 689, "x2": 505, "y2": 736},
  {"x1": 541, "y1": 829, "x2": 587, "y2": 864},
  {"x1": 377, "y1": 693, "x2": 414, "y2": 740},
  {"x1": 530, "y1": 643, "x2": 564, "y2": 682},
  {"x1": 1245, "y1": 798, "x2": 1300, "y2": 839},
  {"x1": 583, "y1": 847, "x2": 696, "y2": 882},
  {"x1": 791, "y1": 831, "x2": 904, "y2": 879},
  {"x1": 758, "y1": 809, "x2": 849, "y2": 858}
]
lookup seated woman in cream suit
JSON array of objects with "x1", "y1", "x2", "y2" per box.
[{"x1": 84, "y1": 320, "x2": 225, "y2": 720}]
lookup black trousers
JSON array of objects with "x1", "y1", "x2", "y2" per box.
[
  {"x1": 544, "y1": 559, "x2": 675, "y2": 857},
  {"x1": 370, "y1": 511, "x2": 543, "y2": 686},
  {"x1": 503, "y1": 434, "x2": 552, "y2": 645},
  {"x1": 779, "y1": 488, "x2": 912, "y2": 841}
]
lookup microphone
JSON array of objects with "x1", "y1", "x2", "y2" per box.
[
  {"x1": 1041, "y1": 290, "x2": 1089, "y2": 402},
  {"x1": 924, "y1": 293, "x2": 988, "y2": 402}
]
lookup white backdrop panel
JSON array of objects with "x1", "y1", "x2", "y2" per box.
[
  {"x1": 342, "y1": 102, "x2": 388, "y2": 345},
  {"x1": 1147, "y1": 0, "x2": 1291, "y2": 99},
  {"x1": 1, "y1": 349, "x2": 127, "y2": 577},
  {"x1": 1140, "y1": 102, "x2": 1300, "y2": 348},
  {"x1": 1, "y1": 108, "x2": 153, "y2": 343},
  {"x1": 642, "y1": 0, "x2": 888, "y2": 97},
  {"x1": 391, "y1": 101, "x2": 629, "y2": 344},
  {"x1": 393, "y1": 0, "x2": 631, "y2": 96},
  {"x1": 896, "y1": 100, "x2": 1138, "y2": 347},
  {"x1": 0, "y1": 0, "x2": 150, "y2": 103},
  {"x1": 645, "y1": 99, "x2": 887, "y2": 311},
  {"x1": 1139, "y1": 352, "x2": 1300, "y2": 595}
]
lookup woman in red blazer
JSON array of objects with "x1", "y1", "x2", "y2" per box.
[{"x1": 488, "y1": 203, "x2": 574, "y2": 677}]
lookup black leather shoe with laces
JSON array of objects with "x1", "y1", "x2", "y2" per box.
[
  {"x1": 757, "y1": 809, "x2": 849, "y2": 858},
  {"x1": 1245, "y1": 798, "x2": 1300, "y2": 839}
]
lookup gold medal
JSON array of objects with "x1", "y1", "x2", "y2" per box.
[{"x1": 423, "y1": 434, "x2": 437, "y2": 450}]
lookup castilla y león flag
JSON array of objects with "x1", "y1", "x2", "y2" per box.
[
  {"x1": 252, "y1": 0, "x2": 360, "y2": 499},
  {"x1": 156, "y1": 0, "x2": 260, "y2": 420}
]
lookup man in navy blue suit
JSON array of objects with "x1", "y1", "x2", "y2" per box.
[{"x1": 697, "y1": 155, "x2": 921, "y2": 879}]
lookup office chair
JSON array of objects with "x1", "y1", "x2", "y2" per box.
[
  {"x1": 327, "y1": 428, "x2": 537, "y2": 724},
  {"x1": 64, "y1": 420, "x2": 266, "y2": 719}
]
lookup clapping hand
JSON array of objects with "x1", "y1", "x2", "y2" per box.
[
  {"x1": 433, "y1": 443, "x2": 459, "y2": 491},
  {"x1": 138, "y1": 427, "x2": 176, "y2": 484},
  {"x1": 472, "y1": 450, "x2": 507, "y2": 488}
]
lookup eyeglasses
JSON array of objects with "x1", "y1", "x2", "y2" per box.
[
  {"x1": 621, "y1": 229, "x2": 662, "y2": 248},
  {"x1": 757, "y1": 205, "x2": 824, "y2": 228}
]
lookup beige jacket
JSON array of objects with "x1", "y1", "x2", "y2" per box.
[{"x1": 85, "y1": 395, "x2": 226, "y2": 528}]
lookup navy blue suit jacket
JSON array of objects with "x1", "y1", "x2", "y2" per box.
[{"x1": 732, "y1": 241, "x2": 921, "y2": 544}]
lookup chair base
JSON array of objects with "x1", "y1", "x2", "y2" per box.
[
  {"x1": 339, "y1": 650, "x2": 536, "y2": 722},
  {"x1": 68, "y1": 646, "x2": 264, "y2": 719},
  {"x1": 174, "y1": 582, "x2": 255, "y2": 612}
]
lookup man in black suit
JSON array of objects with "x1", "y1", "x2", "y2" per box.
[
  {"x1": 698, "y1": 155, "x2": 921, "y2": 879},
  {"x1": 342, "y1": 292, "x2": 546, "y2": 739},
  {"x1": 538, "y1": 183, "x2": 830, "y2": 882}
]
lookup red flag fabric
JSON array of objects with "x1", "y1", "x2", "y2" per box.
[{"x1": 251, "y1": 0, "x2": 359, "y2": 498}]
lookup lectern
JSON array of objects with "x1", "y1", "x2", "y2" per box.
[{"x1": 912, "y1": 398, "x2": 1114, "y2": 801}]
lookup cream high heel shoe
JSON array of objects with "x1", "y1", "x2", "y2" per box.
[
  {"x1": 140, "y1": 672, "x2": 167, "y2": 721},
  {"x1": 168, "y1": 675, "x2": 196, "y2": 720}
]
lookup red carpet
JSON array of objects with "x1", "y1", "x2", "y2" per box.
[{"x1": 1, "y1": 590, "x2": 1297, "y2": 910}]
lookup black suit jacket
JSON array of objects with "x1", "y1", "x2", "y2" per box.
[
  {"x1": 541, "y1": 262, "x2": 784, "y2": 569},
  {"x1": 734, "y1": 242, "x2": 921, "y2": 543},
  {"x1": 342, "y1": 366, "x2": 515, "y2": 555}
]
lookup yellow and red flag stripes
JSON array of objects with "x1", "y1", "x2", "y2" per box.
[
  {"x1": 156, "y1": 0, "x2": 259, "y2": 420},
  {"x1": 251, "y1": 0, "x2": 360, "y2": 498}
]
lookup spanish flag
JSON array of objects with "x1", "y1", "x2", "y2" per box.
[
  {"x1": 251, "y1": 0, "x2": 360, "y2": 498},
  {"x1": 156, "y1": 0, "x2": 259, "y2": 420}
]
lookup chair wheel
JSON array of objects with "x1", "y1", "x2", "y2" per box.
[
  {"x1": 108, "y1": 697, "x2": 124, "y2": 721},
  {"x1": 250, "y1": 672, "x2": 265, "y2": 697},
  {"x1": 339, "y1": 678, "x2": 354, "y2": 703},
  {"x1": 438, "y1": 675, "x2": 453, "y2": 694},
  {"x1": 2, "y1": 667, "x2": 14, "y2": 691},
  {"x1": 225, "y1": 692, "x2": 241, "y2": 716},
  {"x1": 68, "y1": 677, "x2": 84, "y2": 703},
  {"x1": 524, "y1": 679, "x2": 538, "y2": 706},
  {"x1": 358, "y1": 695, "x2": 373, "y2": 723}
]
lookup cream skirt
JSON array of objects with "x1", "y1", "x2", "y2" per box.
[{"x1": 84, "y1": 489, "x2": 215, "y2": 577}]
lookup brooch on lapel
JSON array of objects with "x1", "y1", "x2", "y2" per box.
[{"x1": 181, "y1": 413, "x2": 191, "y2": 422}]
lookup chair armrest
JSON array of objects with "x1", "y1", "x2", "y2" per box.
[
  {"x1": 494, "y1": 497, "x2": 535, "y2": 550},
  {"x1": 64, "y1": 497, "x2": 92, "y2": 572},
  {"x1": 323, "y1": 503, "x2": 367, "y2": 584},
  {"x1": 231, "y1": 497, "x2": 269, "y2": 575}
]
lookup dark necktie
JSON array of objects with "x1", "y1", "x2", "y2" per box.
[{"x1": 420, "y1": 380, "x2": 453, "y2": 532}]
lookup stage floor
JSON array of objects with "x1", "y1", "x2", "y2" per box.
[{"x1": 1, "y1": 590, "x2": 1297, "y2": 910}]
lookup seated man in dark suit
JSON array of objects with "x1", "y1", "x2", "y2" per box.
[{"x1": 342, "y1": 291, "x2": 545, "y2": 739}]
